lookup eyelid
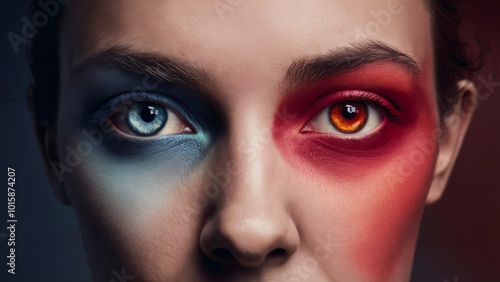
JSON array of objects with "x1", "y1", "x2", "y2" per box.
[
  {"x1": 299, "y1": 90, "x2": 402, "y2": 128},
  {"x1": 303, "y1": 103, "x2": 383, "y2": 141},
  {"x1": 87, "y1": 91, "x2": 200, "y2": 134}
]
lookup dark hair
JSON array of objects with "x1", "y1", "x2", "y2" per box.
[
  {"x1": 27, "y1": 0, "x2": 485, "y2": 132},
  {"x1": 426, "y1": 0, "x2": 486, "y2": 118}
]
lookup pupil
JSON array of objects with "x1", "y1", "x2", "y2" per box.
[
  {"x1": 140, "y1": 106, "x2": 157, "y2": 123},
  {"x1": 342, "y1": 104, "x2": 357, "y2": 119}
]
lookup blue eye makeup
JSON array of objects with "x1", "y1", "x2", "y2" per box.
[
  {"x1": 68, "y1": 66, "x2": 224, "y2": 181},
  {"x1": 87, "y1": 91, "x2": 209, "y2": 157}
]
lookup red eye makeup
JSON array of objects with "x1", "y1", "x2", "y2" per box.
[
  {"x1": 272, "y1": 63, "x2": 434, "y2": 175},
  {"x1": 301, "y1": 90, "x2": 398, "y2": 140}
]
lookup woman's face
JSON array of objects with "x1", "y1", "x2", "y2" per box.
[{"x1": 55, "y1": 0, "x2": 440, "y2": 280}]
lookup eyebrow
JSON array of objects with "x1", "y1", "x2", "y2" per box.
[
  {"x1": 73, "y1": 40, "x2": 420, "y2": 95},
  {"x1": 73, "y1": 46, "x2": 213, "y2": 93},
  {"x1": 282, "y1": 40, "x2": 421, "y2": 92}
]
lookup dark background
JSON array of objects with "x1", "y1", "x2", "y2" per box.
[{"x1": 0, "y1": 1, "x2": 498, "y2": 281}]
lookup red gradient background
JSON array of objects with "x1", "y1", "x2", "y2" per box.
[{"x1": 411, "y1": 1, "x2": 500, "y2": 280}]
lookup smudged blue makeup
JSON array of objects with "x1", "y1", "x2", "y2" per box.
[
  {"x1": 87, "y1": 91, "x2": 211, "y2": 163},
  {"x1": 67, "y1": 66, "x2": 222, "y2": 178}
]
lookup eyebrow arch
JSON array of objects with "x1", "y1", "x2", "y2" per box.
[
  {"x1": 282, "y1": 40, "x2": 421, "y2": 92},
  {"x1": 72, "y1": 46, "x2": 212, "y2": 93}
]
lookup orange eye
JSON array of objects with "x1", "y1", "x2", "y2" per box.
[{"x1": 328, "y1": 102, "x2": 368, "y2": 133}]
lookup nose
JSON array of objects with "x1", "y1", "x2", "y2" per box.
[
  {"x1": 199, "y1": 121, "x2": 299, "y2": 268},
  {"x1": 200, "y1": 207, "x2": 299, "y2": 268}
]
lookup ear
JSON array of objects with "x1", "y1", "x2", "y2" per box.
[
  {"x1": 426, "y1": 80, "x2": 477, "y2": 204},
  {"x1": 28, "y1": 86, "x2": 72, "y2": 206}
]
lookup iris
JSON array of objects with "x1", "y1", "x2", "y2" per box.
[
  {"x1": 328, "y1": 102, "x2": 368, "y2": 133},
  {"x1": 126, "y1": 102, "x2": 167, "y2": 136}
]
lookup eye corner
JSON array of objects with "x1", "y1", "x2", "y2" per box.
[{"x1": 300, "y1": 121, "x2": 317, "y2": 133}]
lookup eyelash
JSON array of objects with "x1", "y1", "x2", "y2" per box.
[
  {"x1": 344, "y1": 91, "x2": 400, "y2": 121},
  {"x1": 87, "y1": 90, "x2": 399, "y2": 151},
  {"x1": 89, "y1": 92, "x2": 167, "y2": 122},
  {"x1": 302, "y1": 90, "x2": 402, "y2": 127},
  {"x1": 87, "y1": 92, "x2": 196, "y2": 143}
]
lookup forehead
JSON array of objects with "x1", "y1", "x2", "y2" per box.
[{"x1": 61, "y1": 0, "x2": 432, "y2": 87}]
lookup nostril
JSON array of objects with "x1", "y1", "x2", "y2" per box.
[
  {"x1": 210, "y1": 247, "x2": 288, "y2": 268},
  {"x1": 211, "y1": 248, "x2": 233, "y2": 262},
  {"x1": 269, "y1": 248, "x2": 286, "y2": 257},
  {"x1": 267, "y1": 248, "x2": 288, "y2": 263}
]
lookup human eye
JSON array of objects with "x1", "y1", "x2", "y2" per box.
[
  {"x1": 301, "y1": 90, "x2": 400, "y2": 139},
  {"x1": 91, "y1": 92, "x2": 196, "y2": 139},
  {"x1": 110, "y1": 100, "x2": 193, "y2": 137}
]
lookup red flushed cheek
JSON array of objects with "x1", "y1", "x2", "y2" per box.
[
  {"x1": 349, "y1": 147, "x2": 436, "y2": 280},
  {"x1": 272, "y1": 89, "x2": 439, "y2": 280},
  {"x1": 348, "y1": 104, "x2": 439, "y2": 279},
  {"x1": 274, "y1": 130, "x2": 438, "y2": 280}
]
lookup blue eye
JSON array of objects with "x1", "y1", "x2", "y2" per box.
[
  {"x1": 127, "y1": 102, "x2": 168, "y2": 136},
  {"x1": 107, "y1": 98, "x2": 194, "y2": 138}
]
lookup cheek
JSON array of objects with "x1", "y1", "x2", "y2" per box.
[
  {"x1": 274, "y1": 99, "x2": 439, "y2": 279},
  {"x1": 348, "y1": 146, "x2": 436, "y2": 280},
  {"x1": 295, "y1": 141, "x2": 437, "y2": 280},
  {"x1": 58, "y1": 138, "x2": 208, "y2": 279}
]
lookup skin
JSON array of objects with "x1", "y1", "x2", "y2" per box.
[{"x1": 36, "y1": 0, "x2": 476, "y2": 281}]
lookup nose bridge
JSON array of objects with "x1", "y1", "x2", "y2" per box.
[
  {"x1": 199, "y1": 96, "x2": 299, "y2": 268},
  {"x1": 221, "y1": 100, "x2": 283, "y2": 224},
  {"x1": 231, "y1": 130, "x2": 272, "y2": 193},
  {"x1": 224, "y1": 96, "x2": 278, "y2": 198}
]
